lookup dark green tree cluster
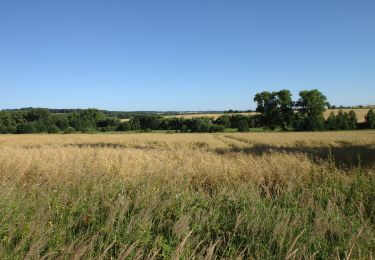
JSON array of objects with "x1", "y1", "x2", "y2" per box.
[
  {"x1": 325, "y1": 110, "x2": 357, "y2": 130},
  {"x1": 254, "y1": 89, "x2": 329, "y2": 131},
  {"x1": 114, "y1": 114, "x2": 258, "y2": 133},
  {"x1": 0, "y1": 108, "x2": 121, "y2": 134},
  {"x1": 254, "y1": 89, "x2": 294, "y2": 130},
  {"x1": 365, "y1": 109, "x2": 375, "y2": 129}
]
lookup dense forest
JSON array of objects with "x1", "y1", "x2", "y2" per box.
[{"x1": 1, "y1": 89, "x2": 375, "y2": 134}]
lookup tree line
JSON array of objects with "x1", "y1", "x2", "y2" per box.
[
  {"x1": 254, "y1": 89, "x2": 374, "y2": 131},
  {"x1": 0, "y1": 90, "x2": 374, "y2": 134}
]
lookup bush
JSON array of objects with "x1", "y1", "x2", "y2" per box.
[
  {"x1": 210, "y1": 124, "x2": 225, "y2": 132},
  {"x1": 237, "y1": 121, "x2": 250, "y2": 132},
  {"x1": 16, "y1": 123, "x2": 37, "y2": 134},
  {"x1": 116, "y1": 121, "x2": 131, "y2": 131},
  {"x1": 64, "y1": 127, "x2": 76, "y2": 134},
  {"x1": 190, "y1": 118, "x2": 213, "y2": 132},
  {"x1": 48, "y1": 125, "x2": 60, "y2": 133},
  {"x1": 215, "y1": 116, "x2": 231, "y2": 128}
]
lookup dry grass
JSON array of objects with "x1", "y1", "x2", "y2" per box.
[{"x1": 0, "y1": 132, "x2": 374, "y2": 258}]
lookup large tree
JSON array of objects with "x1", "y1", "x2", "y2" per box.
[
  {"x1": 254, "y1": 89, "x2": 293, "y2": 130},
  {"x1": 295, "y1": 89, "x2": 328, "y2": 131}
]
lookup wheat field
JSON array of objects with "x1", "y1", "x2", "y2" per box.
[{"x1": 0, "y1": 132, "x2": 374, "y2": 259}]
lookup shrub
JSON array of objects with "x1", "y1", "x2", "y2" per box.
[
  {"x1": 215, "y1": 116, "x2": 231, "y2": 128},
  {"x1": 237, "y1": 121, "x2": 250, "y2": 132},
  {"x1": 117, "y1": 121, "x2": 131, "y2": 131},
  {"x1": 210, "y1": 124, "x2": 225, "y2": 132},
  {"x1": 48, "y1": 125, "x2": 60, "y2": 133},
  {"x1": 16, "y1": 123, "x2": 37, "y2": 134},
  {"x1": 64, "y1": 127, "x2": 76, "y2": 134}
]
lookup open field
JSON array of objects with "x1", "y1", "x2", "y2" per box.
[
  {"x1": 164, "y1": 108, "x2": 370, "y2": 123},
  {"x1": 1, "y1": 132, "x2": 374, "y2": 258}
]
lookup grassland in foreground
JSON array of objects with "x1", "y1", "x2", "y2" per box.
[{"x1": 0, "y1": 131, "x2": 375, "y2": 259}]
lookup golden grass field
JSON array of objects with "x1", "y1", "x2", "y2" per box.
[
  {"x1": 164, "y1": 108, "x2": 370, "y2": 123},
  {"x1": 0, "y1": 131, "x2": 374, "y2": 258}
]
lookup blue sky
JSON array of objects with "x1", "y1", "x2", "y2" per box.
[{"x1": 0, "y1": 0, "x2": 374, "y2": 111}]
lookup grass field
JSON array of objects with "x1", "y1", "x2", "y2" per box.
[
  {"x1": 0, "y1": 132, "x2": 374, "y2": 258},
  {"x1": 164, "y1": 108, "x2": 370, "y2": 123}
]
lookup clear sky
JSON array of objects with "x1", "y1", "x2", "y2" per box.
[{"x1": 0, "y1": 0, "x2": 374, "y2": 111}]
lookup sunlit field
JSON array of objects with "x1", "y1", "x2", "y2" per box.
[{"x1": 1, "y1": 132, "x2": 374, "y2": 258}]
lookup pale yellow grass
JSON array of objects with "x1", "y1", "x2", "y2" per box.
[
  {"x1": 220, "y1": 130, "x2": 375, "y2": 147},
  {"x1": 1, "y1": 131, "x2": 374, "y2": 149},
  {"x1": 0, "y1": 132, "x2": 374, "y2": 258}
]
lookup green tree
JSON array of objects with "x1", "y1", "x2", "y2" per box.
[
  {"x1": 210, "y1": 124, "x2": 225, "y2": 132},
  {"x1": 336, "y1": 110, "x2": 349, "y2": 130},
  {"x1": 26, "y1": 108, "x2": 50, "y2": 122},
  {"x1": 276, "y1": 89, "x2": 294, "y2": 130},
  {"x1": 254, "y1": 89, "x2": 293, "y2": 130},
  {"x1": 48, "y1": 125, "x2": 60, "y2": 133},
  {"x1": 295, "y1": 89, "x2": 328, "y2": 131},
  {"x1": 215, "y1": 115, "x2": 231, "y2": 128},
  {"x1": 237, "y1": 119, "x2": 250, "y2": 132},
  {"x1": 325, "y1": 111, "x2": 337, "y2": 130},
  {"x1": 64, "y1": 127, "x2": 76, "y2": 134},
  {"x1": 54, "y1": 116, "x2": 70, "y2": 131},
  {"x1": 129, "y1": 118, "x2": 141, "y2": 130},
  {"x1": 365, "y1": 109, "x2": 375, "y2": 129},
  {"x1": 16, "y1": 123, "x2": 37, "y2": 134},
  {"x1": 254, "y1": 91, "x2": 278, "y2": 129},
  {"x1": 348, "y1": 110, "x2": 357, "y2": 129},
  {"x1": 116, "y1": 121, "x2": 131, "y2": 131},
  {"x1": 190, "y1": 118, "x2": 213, "y2": 132}
]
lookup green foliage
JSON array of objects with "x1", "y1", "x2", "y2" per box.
[
  {"x1": 16, "y1": 122, "x2": 37, "y2": 134},
  {"x1": 348, "y1": 110, "x2": 357, "y2": 129},
  {"x1": 134, "y1": 115, "x2": 162, "y2": 130},
  {"x1": 236, "y1": 119, "x2": 250, "y2": 132},
  {"x1": 336, "y1": 110, "x2": 350, "y2": 130},
  {"x1": 365, "y1": 109, "x2": 375, "y2": 129},
  {"x1": 210, "y1": 124, "x2": 226, "y2": 132},
  {"x1": 25, "y1": 108, "x2": 50, "y2": 121},
  {"x1": 294, "y1": 89, "x2": 328, "y2": 131},
  {"x1": 325, "y1": 111, "x2": 337, "y2": 130},
  {"x1": 254, "y1": 89, "x2": 293, "y2": 130},
  {"x1": 215, "y1": 115, "x2": 231, "y2": 128},
  {"x1": 97, "y1": 117, "x2": 120, "y2": 131},
  {"x1": 116, "y1": 121, "x2": 131, "y2": 131},
  {"x1": 64, "y1": 127, "x2": 76, "y2": 134},
  {"x1": 129, "y1": 118, "x2": 141, "y2": 130},
  {"x1": 53, "y1": 115, "x2": 69, "y2": 131},
  {"x1": 324, "y1": 110, "x2": 358, "y2": 130},
  {"x1": 48, "y1": 125, "x2": 60, "y2": 133},
  {"x1": 189, "y1": 118, "x2": 213, "y2": 132}
]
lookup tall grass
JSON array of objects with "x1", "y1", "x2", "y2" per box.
[{"x1": 0, "y1": 133, "x2": 374, "y2": 259}]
